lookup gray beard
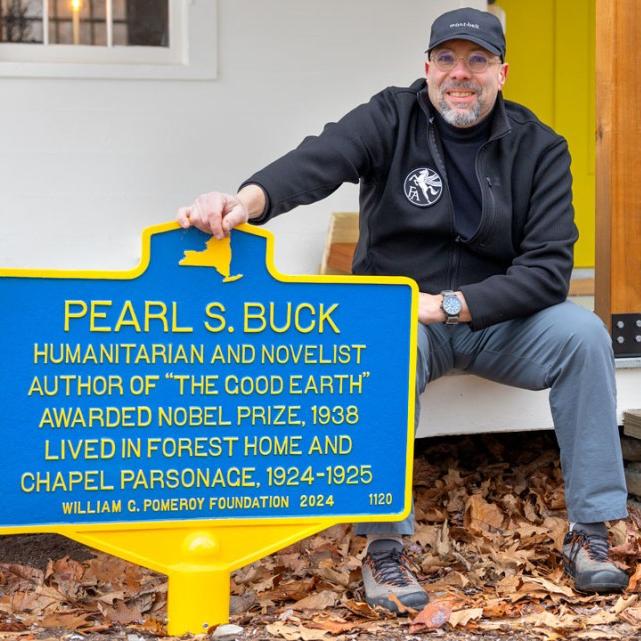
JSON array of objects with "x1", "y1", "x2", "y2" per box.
[{"x1": 438, "y1": 96, "x2": 482, "y2": 128}]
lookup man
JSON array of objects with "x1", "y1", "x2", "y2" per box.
[{"x1": 178, "y1": 7, "x2": 629, "y2": 613}]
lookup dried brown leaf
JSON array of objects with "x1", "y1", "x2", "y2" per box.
[
  {"x1": 340, "y1": 598, "x2": 380, "y2": 619},
  {"x1": 448, "y1": 607, "x2": 483, "y2": 627},
  {"x1": 233, "y1": 562, "x2": 273, "y2": 587},
  {"x1": 0, "y1": 587, "x2": 61, "y2": 614},
  {"x1": 610, "y1": 520, "x2": 628, "y2": 547},
  {"x1": 307, "y1": 616, "x2": 355, "y2": 635},
  {"x1": 127, "y1": 589, "x2": 157, "y2": 614},
  {"x1": 230, "y1": 591, "x2": 258, "y2": 615},
  {"x1": 420, "y1": 554, "x2": 450, "y2": 574},
  {"x1": 292, "y1": 591, "x2": 337, "y2": 611},
  {"x1": 524, "y1": 498, "x2": 541, "y2": 523},
  {"x1": 543, "y1": 516, "x2": 568, "y2": 552},
  {"x1": 546, "y1": 487, "x2": 566, "y2": 510},
  {"x1": 443, "y1": 571, "x2": 469, "y2": 589},
  {"x1": 481, "y1": 598, "x2": 521, "y2": 618},
  {"x1": 95, "y1": 590, "x2": 126, "y2": 605},
  {"x1": 584, "y1": 610, "x2": 619, "y2": 625},
  {"x1": 44, "y1": 557, "x2": 86, "y2": 600},
  {"x1": 420, "y1": 507, "x2": 448, "y2": 522},
  {"x1": 40, "y1": 610, "x2": 92, "y2": 630},
  {"x1": 134, "y1": 617, "x2": 166, "y2": 635},
  {"x1": 447, "y1": 487, "x2": 469, "y2": 514},
  {"x1": 521, "y1": 610, "x2": 578, "y2": 629},
  {"x1": 0, "y1": 565, "x2": 44, "y2": 592},
  {"x1": 411, "y1": 524, "x2": 439, "y2": 549},
  {"x1": 495, "y1": 575, "x2": 521, "y2": 595},
  {"x1": 626, "y1": 563, "x2": 641, "y2": 592},
  {"x1": 465, "y1": 494, "x2": 504, "y2": 533},
  {"x1": 252, "y1": 575, "x2": 278, "y2": 593},
  {"x1": 279, "y1": 553, "x2": 309, "y2": 575},
  {"x1": 269, "y1": 578, "x2": 316, "y2": 602},
  {"x1": 97, "y1": 599, "x2": 143, "y2": 625},
  {"x1": 614, "y1": 594, "x2": 638, "y2": 613},
  {"x1": 435, "y1": 520, "x2": 451, "y2": 557},
  {"x1": 530, "y1": 628, "x2": 565, "y2": 641},
  {"x1": 314, "y1": 567, "x2": 350, "y2": 588},
  {"x1": 84, "y1": 554, "x2": 145, "y2": 594},
  {"x1": 265, "y1": 622, "x2": 329, "y2": 641},
  {"x1": 489, "y1": 548, "x2": 534, "y2": 573},
  {"x1": 409, "y1": 600, "x2": 452, "y2": 632},
  {"x1": 500, "y1": 493, "x2": 522, "y2": 516},
  {"x1": 525, "y1": 575, "x2": 574, "y2": 598},
  {"x1": 0, "y1": 617, "x2": 26, "y2": 632},
  {"x1": 620, "y1": 606, "x2": 641, "y2": 625},
  {"x1": 571, "y1": 631, "x2": 625, "y2": 640},
  {"x1": 515, "y1": 523, "x2": 549, "y2": 538},
  {"x1": 510, "y1": 586, "x2": 548, "y2": 603}
]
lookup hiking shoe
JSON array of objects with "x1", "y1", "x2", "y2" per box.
[
  {"x1": 562, "y1": 530, "x2": 629, "y2": 593},
  {"x1": 361, "y1": 540, "x2": 428, "y2": 613}
]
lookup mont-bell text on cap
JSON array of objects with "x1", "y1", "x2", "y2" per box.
[{"x1": 427, "y1": 8, "x2": 505, "y2": 59}]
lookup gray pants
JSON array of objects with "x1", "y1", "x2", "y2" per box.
[{"x1": 356, "y1": 301, "x2": 628, "y2": 536}]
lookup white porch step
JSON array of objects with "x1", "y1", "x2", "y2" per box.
[{"x1": 417, "y1": 358, "x2": 641, "y2": 437}]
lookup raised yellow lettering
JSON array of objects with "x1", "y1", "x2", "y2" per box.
[
  {"x1": 204, "y1": 302, "x2": 226, "y2": 332},
  {"x1": 243, "y1": 302, "x2": 266, "y2": 333},
  {"x1": 89, "y1": 300, "x2": 113, "y2": 332},
  {"x1": 144, "y1": 301, "x2": 169, "y2": 332},
  {"x1": 64, "y1": 300, "x2": 88, "y2": 332},
  {"x1": 114, "y1": 300, "x2": 142, "y2": 332}
]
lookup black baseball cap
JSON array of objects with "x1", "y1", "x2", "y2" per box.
[{"x1": 427, "y1": 7, "x2": 506, "y2": 59}]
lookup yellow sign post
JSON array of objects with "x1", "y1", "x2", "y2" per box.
[{"x1": 55, "y1": 520, "x2": 334, "y2": 632}]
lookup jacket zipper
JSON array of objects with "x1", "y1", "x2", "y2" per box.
[
  {"x1": 469, "y1": 131, "x2": 509, "y2": 246},
  {"x1": 426, "y1": 119, "x2": 458, "y2": 290},
  {"x1": 453, "y1": 139, "x2": 504, "y2": 288}
]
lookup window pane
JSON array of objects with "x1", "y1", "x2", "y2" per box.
[
  {"x1": 115, "y1": 0, "x2": 168, "y2": 48},
  {"x1": 49, "y1": 16, "x2": 70, "y2": 43},
  {"x1": 49, "y1": 0, "x2": 106, "y2": 46},
  {"x1": 112, "y1": 19, "x2": 125, "y2": 45},
  {"x1": 112, "y1": 0, "x2": 124, "y2": 20},
  {"x1": 1, "y1": 0, "x2": 43, "y2": 43}
]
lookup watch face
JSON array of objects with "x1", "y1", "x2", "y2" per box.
[{"x1": 443, "y1": 295, "x2": 462, "y2": 315}]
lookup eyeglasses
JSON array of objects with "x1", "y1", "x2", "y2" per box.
[{"x1": 430, "y1": 50, "x2": 500, "y2": 73}]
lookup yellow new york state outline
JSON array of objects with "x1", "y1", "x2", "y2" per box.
[{"x1": 0, "y1": 221, "x2": 418, "y2": 634}]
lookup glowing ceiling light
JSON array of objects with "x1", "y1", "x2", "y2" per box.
[{"x1": 70, "y1": 0, "x2": 82, "y2": 12}]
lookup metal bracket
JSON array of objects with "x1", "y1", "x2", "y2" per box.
[{"x1": 612, "y1": 314, "x2": 641, "y2": 357}]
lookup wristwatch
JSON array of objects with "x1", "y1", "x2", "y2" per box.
[{"x1": 440, "y1": 290, "x2": 462, "y2": 325}]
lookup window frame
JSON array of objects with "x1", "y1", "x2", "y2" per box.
[{"x1": 0, "y1": 0, "x2": 217, "y2": 79}]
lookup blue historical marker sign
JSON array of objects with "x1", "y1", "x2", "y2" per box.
[{"x1": 0, "y1": 224, "x2": 417, "y2": 527}]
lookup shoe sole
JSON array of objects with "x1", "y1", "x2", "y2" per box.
[
  {"x1": 563, "y1": 561, "x2": 628, "y2": 593},
  {"x1": 573, "y1": 581, "x2": 628, "y2": 593},
  {"x1": 365, "y1": 594, "x2": 429, "y2": 615}
]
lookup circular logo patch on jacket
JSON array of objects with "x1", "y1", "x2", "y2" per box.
[{"x1": 404, "y1": 167, "x2": 443, "y2": 207}]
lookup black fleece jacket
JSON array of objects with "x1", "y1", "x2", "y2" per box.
[{"x1": 242, "y1": 78, "x2": 578, "y2": 330}]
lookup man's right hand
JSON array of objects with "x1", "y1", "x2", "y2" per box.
[{"x1": 176, "y1": 184, "x2": 266, "y2": 239}]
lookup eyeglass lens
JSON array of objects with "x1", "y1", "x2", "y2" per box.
[{"x1": 433, "y1": 51, "x2": 491, "y2": 73}]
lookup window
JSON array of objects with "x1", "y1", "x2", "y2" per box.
[
  {"x1": 1, "y1": 0, "x2": 169, "y2": 47},
  {"x1": 1, "y1": 0, "x2": 44, "y2": 43},
  {"x1": 0, "y1": 0, "x2": 217, "y2": 79}
]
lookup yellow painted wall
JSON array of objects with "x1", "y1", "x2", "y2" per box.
[{"x1": 498, "y1": 0, "x2": 595, "y2": 267}]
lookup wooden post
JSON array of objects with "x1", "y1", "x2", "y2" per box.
[{"x1": 595, "y1": 0, "x2": 641, "y2": 356}]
